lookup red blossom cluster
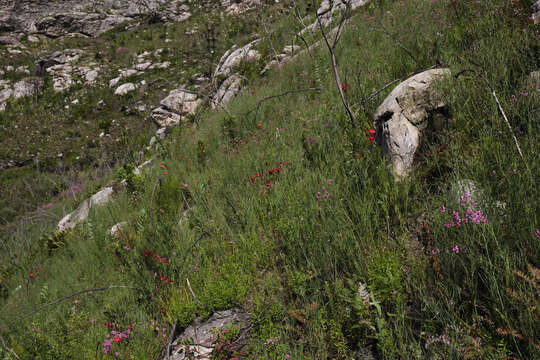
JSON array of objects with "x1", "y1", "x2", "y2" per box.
[
  {"x1": 144, "y1": 249, "x2": 169, "y2": 263},
  {"x1": 366, "y1": 128, "x2": 376, "y2": 143},
  {"x1": 250, "y1": 161, "x2": 289, "y2": 195}
]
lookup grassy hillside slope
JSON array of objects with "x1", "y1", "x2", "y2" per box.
[{"x1": 1, "y1": 0, "x2": 539, "y2": 359}]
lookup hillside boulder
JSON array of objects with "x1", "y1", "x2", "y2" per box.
[
  {"x1": 532, "y1": 0, "x2": 540, "y2": 24},
  {"x1": 214, "y1": 39, "x2": 260, "y2": 78},
  {"x1": 160, "y1": 89, "x2": 202, "y2": 115},
  {"x1": 374, "y1": 68, "x2": 451, "y2": 179},
  {"x1": 13, "y1": 78, "x2": 42, "y2": 99},
  {"x1": 57, "y1": 187, "x2": 114, "y2": 231},
  {"x1": 212, "y1": 74, "x2": 242, "y2": 108},
  {"x1": 166, "y1": 309, "x2": 251, "y2": 360}
]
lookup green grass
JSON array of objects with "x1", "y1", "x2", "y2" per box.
[{"x1": 1, "y1": 0, "x2": 539, "y2": 359}]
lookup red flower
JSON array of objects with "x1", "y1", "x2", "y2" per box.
[
  {"x1": 275, "y1": 168, "x2": 281, "y2": 174},
  {"x1": 114, "y1": 336, "x2": 121, "y2": 343},
  {"x1": 256, "y1": 172, "x2": 261, "y2": 177},
  {"x1": 144, "y1": 250, "x2": 151, "y2": 256},
  {"x1": 340, "y1": 83, "x2": 348, "y2": 91},
  {"x1": 29, "y1": 272, "x2": 36, "y2": 278},
  {"x1": 283, "y1": 161, "x2": 289, "y2": 165},
  {"x1": 160, "y1": 257, "x2": 168, "y2": 263},
  {"x1": 105, "y1": 322, "x2": 112, "y2": 327},
  {"x1": 265, "y1": 182, "x2": 272, "y2": 187},
  {"x1": 163, "y1": 171, "x2": 168, "y2": 175},
  {"x1": 368, "y1": 128, "x2": 376, "y2": 135},
  {"x1": 160, "y1": 164, "x2": 165, "y2": 168},
  {"x1": 268, "y1": 169, "x2": 274, "y2": 175},
  {"x1": 128, "y1": 325, "x2": 133, "y2": 330},
  {"x1": 366, "y1": 136, "x2": 375, "y2": 143}
]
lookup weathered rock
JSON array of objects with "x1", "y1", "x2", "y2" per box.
[
  {"x1": 36, "y1": 12, "x2": 132, "y2": 37},
  {"x1": 374, "y1": 68, "x2": 451, "y2": 179},
  {"x1": 223, "y1": 0, "x2": 261, "y2": 15},
  {"x1": 300, "y1": 0, "x2": 369, "y2": 34},
  {"x1": 148, "y1": 61, "x2": 171, "y2": 70},
  {"x1": 213, "y1": 74, "x2": 242, "y2": 108},
  {"x1": 57, "y1": 187, "x2": 114, "y2": 230},
  {"x1": 110, "y1": 221, "x2": 129, "y2": 239},
  {"x1": 214, "y1": 39, "x2": 260, "y2": 78},
  {"x1": 0, "y1": 88, "x2": 13, "y2": 103},
  {"x1": 0, "y1": 34, "x2": 23, "y2": 47},
  {"x1": 0, "y1": 0, "x2": 192, "y2": 35},
  {"x1": 527, "y1": 71, "x2": 540, "y2": 93},
  {"x1": 46, "y1": 64, "x2": 74, "y2": 92},
  {"x1": 160, "y1": 89, "x2": 202, "y2": 115},
  {"x1": 135, "y1": 62, "x2": 152, "y2": 71},
  {"x1": 115, "y1": 83, "x2": 137, "y2": 95},
  {"x1": 151, "y1": 107, "x2": 183, "y2": 128},
  {"x1": 35, "y1": 49, "x2": 84, "y2": 76},
  {"x1": 167, "y1": 309, "x2": 251, "y2": 360},
  {"x1": 27, "y1": 35, "x2": 40, "y2": 43},
  {"x1": 13, "y1": 78, "x2": 41, "y2": 99},
  {"x1": 532, "y1": 0, "x2": 540, "y2": 24}
]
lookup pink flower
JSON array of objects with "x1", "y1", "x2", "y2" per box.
[{"x1": 452, "y1": 245, "x2": 460, "y2": 254}]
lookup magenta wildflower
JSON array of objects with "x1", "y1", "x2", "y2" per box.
[{"x1": 452, "y1": 245, "x2": 460, "y2": 254}]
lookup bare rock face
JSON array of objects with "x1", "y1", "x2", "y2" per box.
[
  {"x1": 13, "y1": 78, "x2": 42, "y2": 99},
  {"x1": 57, "y1": 187, "x2": 114, "y2": 231},
  {"x1": 374, "y1": 68, "x2": 451, "y2": 180},
  {"x1": 532, "y1": 0, "x2": 540, "y2": 24},
  {"x1": 166, "y1": 309, "x2": 251, "y2": 360},
  {"x1": 151, "y1": 88, "x2": 202, "y2": 128},
  {"x1": 213, "y1": 74, "x2": 242, "y2": 108},
  {"x1": 300, "y1": 0, "x2": 369, "y2": 34},
  {"x1": 151, "y1": 107, "x2": 183, "y2": 128},
  {"x1": 160, "y1": 89, "x2": 202, "y2": 115},
  {"x1": 114, "y1": 83, "x2": 137, "y2": 95},
  {"x1": 35, "y1": 12, "x2": 132, "y2": 37},
  {"x1": 222, "y1": 0, "x2": 261, "y2": 15},
  {"x1": 214, "y1": 39, "x2": 260, "y2": 78},
  {"x1": 0, "y1": 0, "x2": 191, "y2": 36}
]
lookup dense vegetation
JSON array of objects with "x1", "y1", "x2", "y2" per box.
[{"x1": 1, "y1": 0, "x2": 539, "y2": 359}]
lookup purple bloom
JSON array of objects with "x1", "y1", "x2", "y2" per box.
[{"x1": 452, "y1": 245, "x2": 460, "y2": 254}]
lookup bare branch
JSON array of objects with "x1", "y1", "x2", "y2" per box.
[
  {"x1": 313, "y1": 0, "x2": 356, "y2": 128},
  {"x1": 0, "y1": 334, "x2": 20, "y2": 359},
  {"x1": 455, "y1": 69, "x2": 524, "y2": 160},
  {"x1": 244, "y1": 87, "x2": 322, "y2": 120}
]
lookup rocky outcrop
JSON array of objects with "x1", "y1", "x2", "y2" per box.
[
  {"x1": 57, "y1": 187, "x2": 114, "y2": 231},
  {"x1": 166, "y1": 309, "x2": 251, "y2": 360},
  {"x1": 374, "y1": 68, "x2": 451, "y2": 179},
  {"x1": 35, "y1": 12, "x2": 132, "y2": 38},
  {"x1": 222, "y1": 0, "x2": 261, "y2": 15},
  {"x1": 114, "y1": 82, "x2": 137, "y2": 95},
  {"x1": 0, "y1": 77, "x2": 42, "y2": 111},
  {"x1": 0, "y1": 0, "x2": 191, "y2": 35},
  {"x1": 261, "y1": 44, "x2": 302, "y2": 74},
  {"x1": 214, "y1": 39, "x2": 260, "y2": 78},
  {"x1": 300, "y1": 0, "x2": 369, "y2": 34},
  {"x1": 212, "y1": 74, "x2": 242, "y2": 108},
  {"x1": 35, "y1": 49, "x2": 101, "y2": 92},
  {"x1": 151, "y1": 89, "x2": 202, "y2": 128},
  {"x1": 211, "y1": 40, "x2": 260, "y2": 108},
  {"x1": 532, "y1": 0, "x2": 540, "y2": 24}
]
